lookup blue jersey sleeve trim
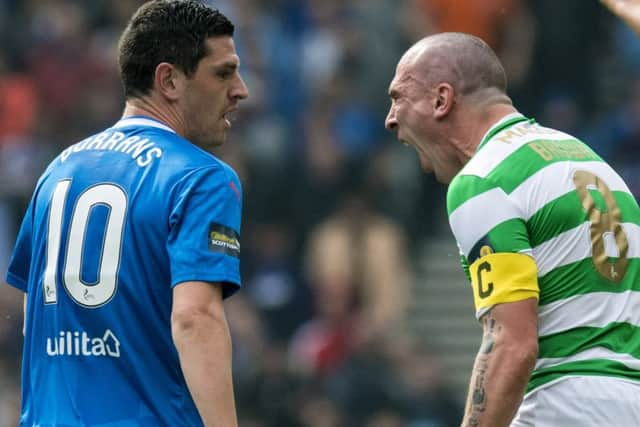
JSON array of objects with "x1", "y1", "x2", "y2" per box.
[
  {"x1": 171, "y1": 273, "x2": 242, "y2": 299},
  {"x1": 5, "y1": 270, "x2": 27, "y2": 291}
]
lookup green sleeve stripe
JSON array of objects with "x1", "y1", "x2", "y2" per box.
[
  {"x1": 539, "y1": 259, "x2": 640, "y2": 305},
  {"x1": 526, "y1": 360, "x2": 640, "y2": 393},
  {"x1": 466, "y1": 218, "x2": 531, "y2": 265},
  {"x1": 539, "y1": 323, "x2": 640, "y2": 359}
]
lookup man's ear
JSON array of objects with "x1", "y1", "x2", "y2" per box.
[
  {"x1": 154, "y1": 62, "x2": 184, "y2": 101},
  {"x1": 432, "y1": 82, "x2": 455, "y2": 119}
]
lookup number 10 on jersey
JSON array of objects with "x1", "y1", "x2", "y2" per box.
[{"x1": 43, "y1": 180, "x2": 127, "y2": 308}]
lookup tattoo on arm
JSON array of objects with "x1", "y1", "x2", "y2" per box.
[{"x1": 463, "y1": 312, "x2": 501, "y2": 427}]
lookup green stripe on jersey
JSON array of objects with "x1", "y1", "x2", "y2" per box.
[
  {"x1": 528, "y1": 190, "x2": 640, "y2": 248},
  {"x1": 526, "y1": 359, "x2": 640, "y2": 393},
  {"x1": 467, "y1": 218, "x2": 531, "y2": 264},
  {"x1": 448, "y1": 139, "x2": 602, "y2": 213},
  {"x1": 538, "y1": 259, "x2": 640, "y2": 305},
  {"x1": 485, "y1": 139, "x2": 600, "y2": 194},
  {"x1": 539, "y1": 323, "x2": 640, "y2": 358},
  {"x1": 447, "y1": 175, "x2": 498, "y2": 214}
]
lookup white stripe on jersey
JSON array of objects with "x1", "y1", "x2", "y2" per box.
[
  {"x1": 533, "y1": 223, "x2": 591, "y2": 276},
  {"x1": 510, "y1": 161, "x2": 633, "y2": 221},
  {"x1": 533, "y1": 222, "x2": 640, "y2": 276},
  {"x1": 449, "y1": 187, "x2": 521, "y2": 257},
  {"x1": 538, "y1": 290, "x2": 640, "y2": 336},
  {"x1": 535, "y1": 347, "x2": 640, "y2": 371}
]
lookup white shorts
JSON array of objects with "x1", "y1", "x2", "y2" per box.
[{"x1": 511, "y1": 376, "x2": 640, "y2": 427}]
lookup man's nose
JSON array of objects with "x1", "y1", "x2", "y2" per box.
[
  {"x1": 231, "y1": 75, "x2": 249, "y2": 101},
  {"x1": 385, "y1": 108, "x2": 397, "y2": 131}
]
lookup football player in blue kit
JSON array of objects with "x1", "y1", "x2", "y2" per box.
[{"x1": 5, "y1": 1, "x2": 249, "y2": 426}]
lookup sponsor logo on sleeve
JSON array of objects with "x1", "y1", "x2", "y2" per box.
[{"x1": 208, "y1": 223, "x2": 240, "y2": 258}]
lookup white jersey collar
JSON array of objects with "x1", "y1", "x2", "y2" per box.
[{"x1": 112, "y1": 116, "x2": 176, "y2": 134}]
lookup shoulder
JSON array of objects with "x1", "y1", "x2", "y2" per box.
[
  {"x1": 448, "y1": 121, "x2": 586, "y2": 214},
  {"x1": 148, "y1": 132, "x2": 240, "y2": 187},
  {"x1": 447, "y1": 172, "x2": 500, "y2": 217},
  {"x1": 169, "y1": 136, "x2": 239, "y2": 177},
  {"x1": 184, "y1": 156, "x2": 240, "y2": 188},
  {"x1": 172, "y1": 156, "x2": 242, "y2": 210},
  {"x1": 461, "y1": 121, "x2": 577, "y2": 179}
]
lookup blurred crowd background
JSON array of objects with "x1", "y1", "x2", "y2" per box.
[{"x1": 1, "y1": 1, "x2": 640, "y2": 426}]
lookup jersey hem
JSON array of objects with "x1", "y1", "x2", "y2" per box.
[
  {"x1": 524, "y1": 373, "x2": 640, "y2": 397},
  {"x1": 171, "y1": 274, "x2": 241, "y2": 299}
]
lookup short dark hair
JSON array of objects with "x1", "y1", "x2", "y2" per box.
[{"x1": 118, "y1": 0, "x2": 234, "y2": 99}]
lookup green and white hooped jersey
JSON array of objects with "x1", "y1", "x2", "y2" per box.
[{"x1": 446, "y1": 113, "x2": 640, "y2": 394}]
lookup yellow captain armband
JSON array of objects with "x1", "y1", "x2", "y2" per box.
[{"x1": 469, "y1": 252, "x2": 539, "y2": 319}]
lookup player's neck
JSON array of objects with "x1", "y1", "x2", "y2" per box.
[
  {"x1": 469, "y1": 103, "x2": 519, "y2": 153},
  {"x1": 122, "y1": 97, "x2": 186, "y2": 136},
  {"x1": 449, "y1": 103, "x2": 518, "y2": 172}
]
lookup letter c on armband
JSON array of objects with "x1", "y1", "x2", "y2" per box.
[{"x1": 476, "y1": 261, "x2": 494, "y2": 299}]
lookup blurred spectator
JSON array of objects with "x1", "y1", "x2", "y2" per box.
[
  {"x1": 365, "y1": 410, "x2": 406, "y2": 427},
  {"x1": 290, "y1": 191, "x2": 411, "y2": 377},
  {"x1": 390, "y1": 339, "x2": 461, "y2": 427},
  {"x1": 0, "y1": 59, "x2": 37, "y2": 141},
  {"x1": 296, "y1": 393, "x2": 345, "y2": 427},
  {"x1": 243, "y1": 222, "x2": 313, "y2": 343}
]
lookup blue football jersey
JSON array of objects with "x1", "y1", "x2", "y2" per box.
[{"x1": 5, "y1": 116, "x2": 243, "y2": 426}]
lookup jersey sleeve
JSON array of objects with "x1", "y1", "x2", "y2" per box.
[
  {"x1": 447, "y1": 174, "x2": 539, "y2": 319},
  {"x1": 168, "y1": 164, "x2": 243, "y2": 298},
  {"x1": 6, "y1": 198, "x2": 35, "y2": 292}
]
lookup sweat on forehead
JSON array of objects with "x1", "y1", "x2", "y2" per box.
[{"x1": 399, "y1": 32, "x2": 507, "y2": 95}]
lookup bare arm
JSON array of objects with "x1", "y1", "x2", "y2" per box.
[
  {"x1": 461, "y1": 298, "x2": 538, "y2": 427},
  {"x1": 23, "y1": 293, "x2": 27, "y2": 336},
  {"x1": 171, "y1": 281, "x2": 237, "y2": 427},
  {"x1": 601, "y1": 0, "x2": 640, "y2": 35}
]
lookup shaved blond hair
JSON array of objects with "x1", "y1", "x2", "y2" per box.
[{"x1": 402, "y1": 32, "x2": 508, "y2": 98}]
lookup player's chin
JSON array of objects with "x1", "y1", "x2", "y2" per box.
[
  {"x1": 195, "y1": 134, "x2": 226, "y2": 151},
  {"x1": 433, "y1": 172, "x2": 452, "y2": 184},
  {"x1": 433, "y1": 167, "x2": 456, "y2": 184},
  {"x1": 418, "y1": 155, "x2": 433, "y2": 174},
  {"x1": 208, "y1": 128, "x2": 228, "y2": 147}
]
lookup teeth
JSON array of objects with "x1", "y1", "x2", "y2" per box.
[{"x1": 224, "y1": 111, "x2": 237, "y2": 122}]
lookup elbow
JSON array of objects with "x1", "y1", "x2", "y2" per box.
[
  {"x1": 171, "y1": 305, "x2": 228, "y2": 344},
  {"x1": 519, "y1": 340, "x2": 538, "y2": 372},
  {"x1": 172, "y1": 306, "x2": 208, "y2": 331},
  {"x1": 502, "y1": 335, "x2": 538, "y2": 374}
]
